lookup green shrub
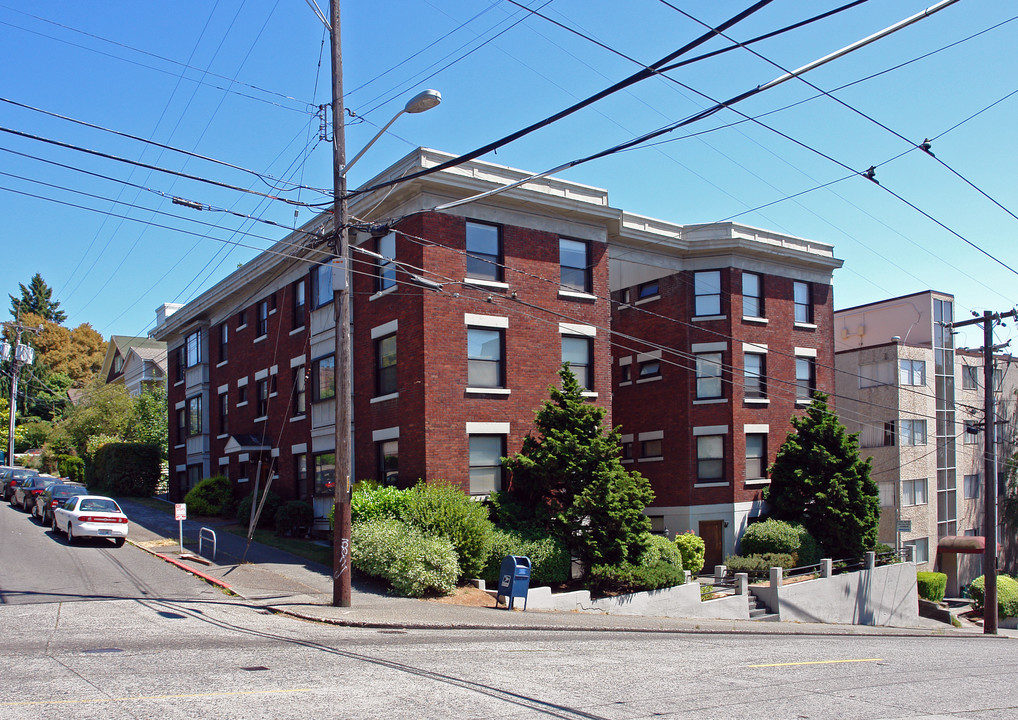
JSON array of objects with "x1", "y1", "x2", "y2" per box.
[
  {"x1": 740, "y1": 519, "x2": 821, "y2": 565},
  {"x1": 183, "y1": 476, "x2": 233, "y2": 516},
  {"x1": 275, "y1": 500, "x2": 313, "y2": 537},
  {"x1": 968, "y1": 574, "x2": 1018, "y2": 618},
  {"x1": 89, "y1": 443, "x2": 160, "y2": 496},
  {"x1": 351, "y1": 484, "x2": 409, "y2": 524},
  {"x1": 674, "y1": 532, "x2": 706, "y2": 575},
  {"x1": 917, "y1": 571, "x2": 948, "y2": 603},
  {"x1": 724, "y1": 553, "x2": 797, "y2": 578},
  {"x1": 586, "y1": 561, "x2": 686, "y2": 596},
  {"x1": 399, "y1": 481, "x2": 494, "y2": 579},
  {"x1": 236, "y1": 490, "x2": 283, "y2": 530},
  {"x1": 58, "y1": 455, "x2": 85, "y2": 483},
  {"x1": 639, "y1": 533, "x2": 683, "y2": 570},
  {"x1": 352, "y1": 518, "x2": 458, "y2": 597},
  {"x1": 480, "y1": 528, "x2": 570, "y2": 585}
]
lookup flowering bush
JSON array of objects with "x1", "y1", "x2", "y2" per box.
[{"x1": 351, "y1": 518, "x2": 459, "y2": 597}]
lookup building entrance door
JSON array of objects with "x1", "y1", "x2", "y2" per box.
[{"x1": 699, "y1": 520, "x2": 724, "y2": 571}]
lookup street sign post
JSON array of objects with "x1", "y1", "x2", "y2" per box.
[
  {"x1": 896, "y1": 520, "x2": 911, "y2": 533},
  {"x1": 175, "y1": 503, "x2": 186, "y2": 554}
]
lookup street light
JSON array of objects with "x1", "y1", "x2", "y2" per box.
[
  {"x1": 330, "y1": 0, "x2": 441, "y2": 610},
  {"x1": 344, "y1": 89, "x2": 442, "y2": 177}
]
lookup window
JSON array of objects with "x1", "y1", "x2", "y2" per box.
[
  {"x1": 963, "y1": 420, "x2": 979, "y2": 444},
  {"x1": 465, "y1": 221, "x2": 501, "y2": 281},
  {"x1": 376, "y1": 334, "x2": 397, "y2": 396},
  {"x1": 859, "y1": 361, "x2": 894, "y2": 387},
  {"x1": 559, "y1": 238, "x2": 590, "y2": 292},
  {"x1": 902, "y1": 478, "x2": 928, "y2": 506},
  {"x1": 237, "y1": 309, "x2": 247, "y2": 328},
  {"x1": 467, "y1": 327, "x2": 503, "y2": 388},
  {"x1": 293, "y1": 367, "x2": 306, "y2": 416},
  {"x1": 696, "y1": 352, "x2": 723, "y2": 399},
  {"x1": 311, "y1": 263, "x2": 332, "y2": 308},
  {"x1": 694, "y1": 270, "x2": 721, "y2": 316},
  {"x1": 795, "y1": 357, "x2": 815, "y2": 401},
  {"x1": 185, "y1": 329, "x2": 202, "y2": 367},
  {"x1": 962, "y1": 365, "x2": 978, "y2": 390},
  {"x1": 938, "y1": 472, "x2": 957, "y2": 537},
  {"x1": 904, "y1": 538, "x2": 929, "y2": 564},
  {"x1": 622, "y1": 441, "x2": 633, "y2": 460},
  {"x1": 313, "y1": 355, "x2": 336, "y2": 401},
  {"x1": 743, "y1": 353, "x2": 765, "y2": 399},
  {"x1": 293, "y1": 280, "x2": 306, "y2": 329},
  {"x1": 257, "y1": 378, "x2": 269, "y2": 417},
  {"x1": 469, "y1": 435, "x2": 504, "y2": 495},
  {"x1": 883, "y1": 421, "x2": 896, "y2": 447},
  {"x1": 175, "y1": 347, "x2": 185, "y2": 383},
  {"x1": 113, "y1": 353, "x2": 123, "y2": 374},
  {"x1": 620, "y1": 365, "x2": 632, "y2": 383},
  {"x1": 218, "y1": 392, "x2": 228, "y2": 434},
  {"x1": 377, "y1": 440, "x2": 398, "y2": 486},
  {"x1": 562, "y1": 335, "x2": 592, "y2": 390},
  {"x1": 238, "y1": 384, "x2": 248, "y2": 405},
  {"x1": 295, "y1": 453, "x2": 308, "y2": 501},
  {"x1": 697, "y1": 435, "x2": 724, "y2": 481},
  {"x1": 642, "y1": 439, "x2": 663, "y2": 458},
  {"x1": 899, "y1": 359, "x2": 925, "y2": 386},
  {"x1": 376, "y1": 232, "x2": 396, "y2": 292},
  {"x1": 879, "y1": 482, "x2": 895, "y2": 507},
  {"x1": 899, "y1": 419, "x2": 927, "y2": 446},
  {"x1": 964, "y1": 473, "x2": 980, "y2": 499},
  {"x1": 176, "y1": 407, "x2": 187, "y2": 437},
  {"x1": 742, "y1": 272, "x2": 763, "y2": 318},
  {"x1": 257, "y1": 299, "x2": 269, "y2": 337},
  {"x1": 186, "y1": 465, "x2": 203, "y2": 493},
  {"x1": 793, "y1": 281, "x2": 812, "y2": 323},
  {"x1": 637, "y1": 280, "x2": 659, "y2": 300},
  {"x1": 638, "y1": 360, "x2": 660, "y2": 379},
  {"x1": 314, "y1": 453, "x2": 335, "y2": 495},
  {"x1": 745, "y1": 433, "x2": 766, "y2": 479},
  {"x1": 187, "y1": 395, "x2": 202, "y2": 436},
  {"x1": 218, "y1": 323, "x2": 228, "y2": 363}
]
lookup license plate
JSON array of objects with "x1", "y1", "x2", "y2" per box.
[{"x1": 98, "y1": 529, "x2": 112, "y2": 536}]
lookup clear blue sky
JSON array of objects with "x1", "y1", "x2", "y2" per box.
[{"x1": 2, "y1": 1, "x2": 1016, "y2": 350}]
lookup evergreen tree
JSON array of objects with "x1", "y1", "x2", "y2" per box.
[
  {"x1": 10, "y1": 273, "x2": 67, "y2": 323},
  {"x1": 763, "y1": 393, "x2": 879, "y2": 559},
  {"x1": 502, "y1": 365, "x2": 654, "y2": 571}
]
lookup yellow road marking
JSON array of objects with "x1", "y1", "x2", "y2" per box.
[
  {"x1": 749, "y1": 658, "x2": 883, "y2": 668},
  {"x1": 1, "y1": 688, "x2": 311, "y2": 707}
]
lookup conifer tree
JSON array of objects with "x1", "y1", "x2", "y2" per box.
[
  {"x1": 10, "y1": 273, "x2": 66, "y2": 323},
  {"x1": 502, "y1": 365, "x2": 654, "y2": 570},
  {"x1": 764, "y1": 393, "x2": 879, "y2": 559}
]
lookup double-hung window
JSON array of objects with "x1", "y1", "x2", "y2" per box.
[
  {"x1": 744, "y1": 353, "x2": 765, "y2": 399},
  {"x1": 963, "y1": 474, "x2": 980, "y2": 499},
  {"x1": 469, "y1": 435, "x2": 504, "y2": 495},
  {"x1": 311, "y1": 264, "x2": 332, "y2": 308},
  {"x1": 377, "y1": 440, "x2": 399, "y2": 486},
  {"x1": 314, "y1": 453, "x2": 335, "y2": 495},
  {"x1": 218, "y1": 392, "x2": 228, "y2": 434},
  {"x1": 257, "y1": 300, "x2": 269, "y2": 337},
  {"x1": 293, "y1": 280, "x2": 306, "y2": 329},
  {"x1": 559, "y1": 238, "x2": 590, "y2": 293},
  {"x1": 467, "y1": 327, "x2": 504, "y2": 388},
  {"x1": 902, "y1": 478, "x2": 928, "y2": 506},
  {"x1": 697, "y1": 435, "x2": 724, "y2": 481},
  {"x1": 376, "y1": 334, "x2": 397, "y2": 396},
  {"x1": 795, "y1": 357, "x2": 816, "y2": 401},
  {"x1": 899, "y1": 419, "x2": 927, "y2": 446},
  {"x1": 185, "y1": 329, "x2": 202, "y2": 367},
  {"x1": 962, "y1": 365, "x2": 979, "y2": 390},
  {"x1": 187, "y1": 395, "x2": 202, "y2": 436},
  {"x1": 745, "y1": 433, "x2": 766, "y2": 479},
  {"x1": 793, "y1": 281, "x2": 812, "y2": 324},
  {"x1": 694, "y1": 270, "x2": 721, "y2": 316},
  {"x1": 561, "y1": 335, "x2": 593, "y2": 390},
  {"x1": 257, "y1": 378, "x2": 269, "y2": 417},
  {"x1": 312, "y1": 355, "x2": 336, "y2": 401},
  {"x1": 899, "y1": 359, "x2": 925, "y2": 386},
  {"x1": 465, "y1": 221, "x2": 501, "y2": 281},
  {"x1": 695, "y1": 352, "x2": 723, "y2": 399},
  {"x1": 218, "y1": 323, "x2": 228, "y2": 363},
  {"x1": 376, "y1": 232, "x2": 396, "y2": 292},
  {"x1": 742, "y1": 272, "x2": 763, "y2": 318},
  {"x1": 293, "y1": 367, "x2": 306, "y2": 416}
]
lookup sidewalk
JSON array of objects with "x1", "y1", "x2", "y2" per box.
[{"x1": 118, "y1": 498, "x2": 1014, "y2": 638}]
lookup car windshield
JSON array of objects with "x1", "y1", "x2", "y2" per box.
[
  {"x1": 13, "y1": 470, "x2": 36, "y2": 479},
  {"x1": 54, "y1": 487, "x2": 86, "y2": 498},
  {"x1": 79, "y1": 499, "x2": 121, "y2": 513}
]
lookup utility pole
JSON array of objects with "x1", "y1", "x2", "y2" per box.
[
  {"x1": 0, "y1": 320, "x2": 41, "y2": 465},
  {"x1": 330, "y1": 0, "x2": 352, "y2": 607},
  {"x1": 951, "y1": 308, "x2": 1017, "y2": 635}
]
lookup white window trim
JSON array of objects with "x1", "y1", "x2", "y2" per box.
[
  {"x1": 558, "y1": 290, "x2": 597, "y2": 301},
  {"x1": 636, "y1": 350, "x2": 662, "y2": 362},
  {"x1": 692, "y1": 315, "x2": 726, "y2": 322},
  {"x1": 369, "y1": 285, "x2": 398, "y2": 301},
  {"x1": 237, "y1": 377, "x2": 249, "y2": 387},
  {"x1": 466, "y1": 387, "x2": 511, "y2": 395},
  {"x1": 745, "y1": 398, "x2": 770, "y2": 405},
  {"x1": 638, "y1": 430, "x2": 664, "y2": 441},
  {"x1": 620, "y1": 434, "x2": 634, "y2": 443},
  {"x1": 618, "y1": 357, "x2": 633, "y2": 366},
  {"x1": 291, "y1": 443, "x2": 308, "y2": 454},
  {"x1": 637, "y1": 376, "x2": 663, "y2": 385},
  {"x1": 693, "y1": 398, "x2": 727, "y2": 405},
  {"x1": 465, "y1": 313, "x2": 509, "y2": 328},
  {"x1": 464, "y1": 278, "x2": 510, "y2": 291},
  {"x1": 254, "y1": 335, "x2": 267, "y2": 344},
  {"x1": 795, "y1": 322, "x2": 819, "y2": 330},
  {"x1": 466, "y1": 422, "x2": 510, "y2": 434},
  {"x1": 218, "y1": 457, "x2": 229, "y2": 466},
  {"x1": 744, "y1": 424, "x2": 770, "y2": 433},
  {"x1": 794, "y1": 347, "x2": 818, "y2": 357},
  {"x1": 742, "y1": 342, "x2": 768, "y2": 353},
  {"x1": 693, "y1": 425, "x2": 729, "y2": 436},
  {"x1": 371, "y1": 319, "x2": 399, "y2": 339},
  {"x1": 692, "y1": 342, "x2": 727, "y2": 353},
  {"x1": 742, "y1": 316, "x2": 769, "y2": 324},
  {"x1": 290, "y1": 354, "x2": 306, "y2": 368},
  {"x1": 217, "y1": 384, "x2": 229, "y2": 395},
  {"x1": 559, "y1": 322, "x2": 596, "y2": 337},
  {"x1": 289, "y1": 327, "x2": 305, "y2": 337},
  {"x1": 255, "y1": 368, "x2": 269, "y2": 381},
  {"x1": 175, "y1": 400, "x2": 186, "y2": 410},
  {"x1": 370, "y1": 392, "x2": 399, "y2": 404},
  {"x1": 744, "y1": 479, "x2": 771, "y2": 486},
  {"x1": 694, "y1": 481, "x2": 730, "y2": 488},
  {"x1": 372, "y1": 426, "x2": 399, "y2": 442}
]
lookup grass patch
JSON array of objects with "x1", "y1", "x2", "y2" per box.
[
  {"x1": 126, "y1": 496, "x2": 176, "y2": 514},
  {"x1": 217, "y1": 523, "x2": 334, "y2": 567}
]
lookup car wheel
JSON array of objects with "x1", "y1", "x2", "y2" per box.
[
  {"x1": 113, "y1": 537, "x2": 125, "y2": 548},
  {"x1": 51, "y1": 515, "x2": 60, "y2": 534},
  {"x1": 67, "y1": 524, "x2": 76, "y2": 545},
  {"x1": 30, "y1": 504, "x2": 38, "y2": 521}
]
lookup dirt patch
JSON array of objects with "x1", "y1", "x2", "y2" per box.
[{"x1": 426, "y1": 584, "x2": 497, "y2": 607}]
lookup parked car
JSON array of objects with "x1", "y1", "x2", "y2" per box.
[
  {"x1": 34, "y1": 483, "x2": 88, "y2": 524},
  {"x1": 12, "y1": 475, "x2": 60, "y2": 511},
  {"x1": 52, "y1": 495, "x2": 129, "y2": 547},
  {"x1": 2, "y1": 468, "x2": 38, "y2": 502}
]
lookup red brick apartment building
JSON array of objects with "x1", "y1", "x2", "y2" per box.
[{"x1": 153, "y1": 148, "x2": 841, "y2": 548}]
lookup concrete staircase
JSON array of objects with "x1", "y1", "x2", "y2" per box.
[{"x1": 747, "y1": 590, "x2": 779, "y2": 621}]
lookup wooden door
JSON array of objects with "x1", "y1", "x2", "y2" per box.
[{"x1": 699, "y1": 520, "x2": 724, "y2": 572}]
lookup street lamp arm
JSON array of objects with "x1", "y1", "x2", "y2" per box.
[{"x1": 343, "y1": 90, "x2": 441, "y2": 177}]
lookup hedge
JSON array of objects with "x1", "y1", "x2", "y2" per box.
[
  {"x1": 740, "y1": 519, "x2": 821, "y2": 565},
  {"x1": 89, "y1": 443, "x2": 160, "y2": 497},
  {"x1": 917, "y1": 571, "x2": 947, "y2": 603},
  {"x1": 275, "y1": 500, "x2": 313, "y2": 537},
  {"x1": 351, "y1": 518, "x2": 458, "y2": 597},
  {"x1": 723, "y1": 553, "x2": 797, "y2": 578},
  {"x1": 183, "y1": 475, "x2": 232, "y2": 516},
  {"x1": 399, "y1": 481, "x2": 494, "y2": 579},
  {"x1": 236, "y1": 490, "x2": 282, "y2": 530},
  {"x1": 967, "y1": 574, "x2": 1018, "y2": 618},
  {"x1": 480, "y1": 528, "x2": 570, "y2": 585},
  {"x1": 586, "y1": 561, "x2": 686, "y2": 596},
  {"x1": 350, "y1": 483, "x2": 409, "y2": 524},
  {"x1": 639, "y1": 533, "x2": 683, "y2": 570}
]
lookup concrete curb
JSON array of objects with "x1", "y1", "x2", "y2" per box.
[{"x1": 128, "y1": 538, "x2": 235, "y2": 594}]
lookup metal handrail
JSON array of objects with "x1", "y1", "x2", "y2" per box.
[{"x1": 199, "y1": 527, "x2": 217, "y2": 561}]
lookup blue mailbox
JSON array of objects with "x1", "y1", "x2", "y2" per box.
[{"x1": 496, "y1": 555, "x2": 532, "y2": 610}]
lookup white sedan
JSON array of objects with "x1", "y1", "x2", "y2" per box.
[{"x1": 52, "y1": 495, "x2": 129, "y2": 547}]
